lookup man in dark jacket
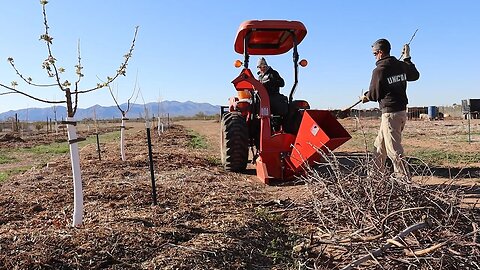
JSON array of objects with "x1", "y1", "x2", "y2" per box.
[
  {"x1": 257, "y1": 57, "x2": 288, "y2": 116},
  {"x1": 257, "y1": 57, "x2": 285, "y2": 95},
  {"x1": 361, "y1": 38, "x2": 420, "y2": 179}
]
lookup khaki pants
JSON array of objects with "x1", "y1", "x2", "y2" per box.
[{"x1": 373, "y1": 110, "x2": 410, "y2": 177}]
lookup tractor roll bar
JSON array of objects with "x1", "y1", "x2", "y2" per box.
[
  {"x1": 244, "y1": 32, "x2": 251, "y2": 69},
  {"x1": 242, "y1": 29, "x2": 300, "y2": 103},
  {"x1": 290, "y1": 32, "x2": 299, "y2": 103}
]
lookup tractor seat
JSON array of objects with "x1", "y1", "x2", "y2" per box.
[
  {"x1": 289, "y1": 100, "x2": 310, "y2": 111},
  {"x1": 269, "y1": 93, "x2": 289, "y2": 116}
]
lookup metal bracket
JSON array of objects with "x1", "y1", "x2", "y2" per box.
[
  {"x1": 68, "y1": 138, "x2": 86, "y2": 144},
  {"x1": 61, "y1": 120, "x2": 77, "y2": 126}
]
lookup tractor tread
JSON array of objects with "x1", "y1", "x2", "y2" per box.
[{"x1": 220, "y1": 112, "x2": 248, "y2": 172}]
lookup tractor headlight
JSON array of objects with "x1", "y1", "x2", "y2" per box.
[{"x1": 235, "y1": 100, "x2": 251, "y2": 112}]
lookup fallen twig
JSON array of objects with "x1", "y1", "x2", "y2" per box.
[
  {"x1": 168, "y1": 243, "x2": 217, "y2": 256},
  {"x1": 341, "y1": 220, "x2": 430, "y2": 270},
  {"x1": 405, "y1": 228, "x2": 480, "y2": 257}
]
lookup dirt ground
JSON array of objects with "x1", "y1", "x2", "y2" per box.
[
  {"x1": 0, "y1": 121, "x2": 314, "y2": 269},
  {"x1": 0, "y1": 117, "x2": 479, "y2": 269}
]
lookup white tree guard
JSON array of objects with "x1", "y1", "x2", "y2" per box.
[
  {"x1": 66, "y1": 117, "x2": 84, "y2": 227},
  {"x1": 120, "y1": 118, "x2": 126, "y2": 161},
  {"x1": 157, "y1": 117, "x2": 164, "y2": 136}
]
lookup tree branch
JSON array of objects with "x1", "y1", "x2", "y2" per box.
[
  {"x1": 40, "y1": 2, "x2": 64, "y2": 91},
  {"x1": 7, "y1": 58, "x2": 57, "y2": 87},
  {"x1": 74, "y1": 39, "x2": 84, "y2": 87},
  {"x1": 125, "y1": 70, "x2": 140, "y2": 114},
  {"x1": 0, "y1": 91, "x2": 16, "y2": 96},
  {"x1": 75, "y1": 26, "x2": 139, "y2": 95},
  {"x1": 107, "y1": 83, "x2": 125, "y2": 116},
  {"x1": 0, "y1": 83, "x2": 65, "y2": 104}
]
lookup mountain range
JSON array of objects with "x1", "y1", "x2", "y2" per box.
[{"x1": 0, "y1": 101, "x2": 221, "y2": 121}]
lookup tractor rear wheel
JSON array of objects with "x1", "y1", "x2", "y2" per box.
[{"x1": 220, "y1": 112, "x2": 248, "y2": 172}]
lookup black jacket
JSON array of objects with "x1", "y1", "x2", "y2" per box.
[
  {"x1": 258, "y1": 67, "x2": 285, "y2": 95},
  {"x1": 367, "y1": 56, "x2": 420, "y2": 113}
]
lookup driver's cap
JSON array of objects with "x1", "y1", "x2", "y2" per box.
[{"x1": 257, "y1": 57, "x2": 268, "y2": 68}]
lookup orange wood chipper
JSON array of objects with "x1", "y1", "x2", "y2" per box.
[{"x1": 220, "y1": 20, "x2": 351, "y2": 184}]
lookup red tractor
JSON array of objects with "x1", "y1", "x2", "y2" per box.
[{"x1": 221, "y1": 20, "x2": 351, "y2": 184}]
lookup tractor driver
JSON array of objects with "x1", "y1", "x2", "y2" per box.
[{"x1": 257, "y1": 57, "x2": 288, "y2": 117}]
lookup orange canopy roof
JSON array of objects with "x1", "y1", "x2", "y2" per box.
[{"x1": 234, "y1": 20, "x2": 307, "y2": 55}]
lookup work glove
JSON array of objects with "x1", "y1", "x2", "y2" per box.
[
  {"x1": 360, "y1": 94, "x2": 369, "y2": 103},
  {"x1": 402, "y1": 44, "x2": 411, "y2": 59}
]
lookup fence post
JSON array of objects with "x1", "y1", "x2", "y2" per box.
[{"x1": 146, "y1": 123, "x2": 157, "y2": 205}]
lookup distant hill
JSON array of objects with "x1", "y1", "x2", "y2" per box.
[{"x1": 0, "y1": 101, "x2": 221, "y2": 121}]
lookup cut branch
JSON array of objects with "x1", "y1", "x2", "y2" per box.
[
  {"x1": 404, "y1": 228, "x2": 480, "y2": 257},
  {"x1": 341, "y1": 220, "x2": 430, "y2": 270}
]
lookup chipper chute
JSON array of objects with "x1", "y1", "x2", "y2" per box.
[{"x1": 221, "y1": 20, "x2": 351, "y2": 184}]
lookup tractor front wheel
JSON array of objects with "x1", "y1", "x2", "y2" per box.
[{"x1": 220, "y1": 112, "x2": 248, "y2": 172}]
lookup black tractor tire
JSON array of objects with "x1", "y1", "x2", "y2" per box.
[{"x1": 220, "y1": 112, "x2": 249, "y2": 172}]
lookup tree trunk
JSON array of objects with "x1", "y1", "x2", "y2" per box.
[
  {"x1": 120, "y1": 117, "x2": 126, "y2": 161},
  {"x1": 66, "y1": 116, "x2": 84, "y2": 227},
  {"x1": 157, "y1": 117, "x2": 163, "y2": 135}
]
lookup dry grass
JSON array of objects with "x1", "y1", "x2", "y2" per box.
[{"x1": 292, "y1": 118, "x2": 480, "y2": 269}]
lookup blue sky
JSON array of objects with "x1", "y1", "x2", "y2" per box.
[{"x1": 1, "y1": 0, "x2": 479, "y2": 114}]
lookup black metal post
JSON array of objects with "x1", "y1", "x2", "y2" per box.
[
  {"x1": 468, "y1": 111, "x2": 471, "y2": 143},
  {"x1": 95, "y1": 133, "x2": 101, "y2": 161},
  {"x1": 146, "y1": 127, "x2": 157, "y2": 205}
]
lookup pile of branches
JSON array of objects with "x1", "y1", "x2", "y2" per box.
[{"x1": 295, "y1": 153, "x2": 480, "y2": 269}]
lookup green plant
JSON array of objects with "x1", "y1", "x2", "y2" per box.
[
  {"x1": 81, "y1": 131, "x2": 120, "y2": 146},
  {"x1": 0, "y1": 167, "x2": 30, "y2": 182},
  {"x1": 173, "y1": 114, "x2": 220, "y2": 121},
  {"x1": 20, "y1": 142, "x2": 70, "y2": 155},
  {"x1": 254, "y1": 207, "x2": 296, "y2": 266},
  {"x1": 0, "y1": 172, "x2": 7, "y2": 182},
  {"x1": 206, "y1": 156, "x2": 221, "y2": 166},
  {"x1": 15, "y1": 130, "x2": 120, "y2": 156},
  {"x1": 255, "y1": 207, "x2": 282, "y2": 223},
  {"x1": 187, "y1": 130, "x2": 208, "y2": 149},
  {"x1": 0, "y1": 154, "x2": 17, "y2": 164},
  {"x1": 35, "y1": 122, "x2": 45, "y2": 131},
  {"x1": 410, "y1": 149, "x2": 480, "y2": 166}
]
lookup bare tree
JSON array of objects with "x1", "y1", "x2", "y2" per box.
[
  {"x1": 156, "y1": 92, "x2": 166, "y2": 135},
  {"x1": 0, "y1": 1, "x2": 139, "y2": 227},
  {"x1": 107, "y1": 77, "x2": 140, "y2": 161}
]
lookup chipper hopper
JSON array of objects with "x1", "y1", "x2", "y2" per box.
[{"x1": 220, "y1": 20, "x2": 351, "y2": 184}]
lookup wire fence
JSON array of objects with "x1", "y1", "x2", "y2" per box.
[{"x1": 349, "y1": 105, "x2": 466, "y2": 120}]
